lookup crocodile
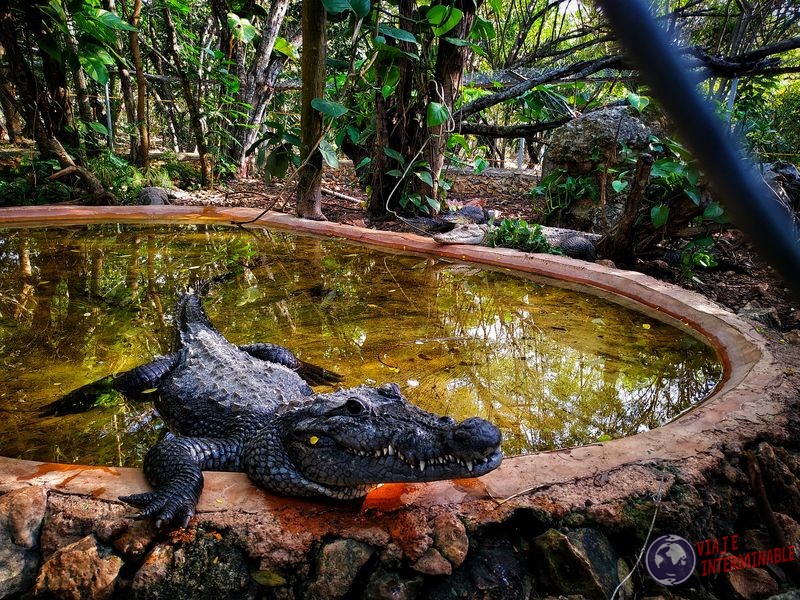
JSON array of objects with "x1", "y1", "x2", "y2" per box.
[
  {"x1": 107, "y1": 285, "x2": 502, "y2": 527},
  {"x1": 433, "y1": 222, "x2": 600, "y2": 261}
]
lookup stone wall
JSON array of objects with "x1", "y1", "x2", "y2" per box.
[{"x1": 2, "y1": 208, "x2": 800, "y2": 600}]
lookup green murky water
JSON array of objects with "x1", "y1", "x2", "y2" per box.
[{"x1": 0, "y1": 224, "x2": 722, "y2": 467}]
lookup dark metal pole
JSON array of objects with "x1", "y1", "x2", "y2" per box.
[{"x1": 595, "y1": 0, "x2": 800, "y2": 299}]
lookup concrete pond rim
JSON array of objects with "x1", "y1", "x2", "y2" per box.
[{"x1": 0, "y1": 204, "x2": 790, "y2": 518}]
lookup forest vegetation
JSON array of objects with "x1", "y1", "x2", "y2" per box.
[{"x1": 0, "y1": 0, "x2": 798, "y2": 259}]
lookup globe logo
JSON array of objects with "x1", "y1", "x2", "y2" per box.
[{"x1": 645, "y1": 534, "x2": 696, "y2": 586}]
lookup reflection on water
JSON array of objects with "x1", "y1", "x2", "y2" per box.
[{"x1": 0, "y1": 224, "x2": 722, "y2": 466}]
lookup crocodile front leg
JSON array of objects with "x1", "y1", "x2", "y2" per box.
[
  {"x1": 239, "y1": 342, "x2": 342, "y2": 386},
  {"x1": 120, "y1": 435, "x2": 245, "y2": 528}
]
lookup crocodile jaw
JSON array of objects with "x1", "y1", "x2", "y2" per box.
[{"x1": 244, "y1": 383, "x2": 502, "y2": 498}]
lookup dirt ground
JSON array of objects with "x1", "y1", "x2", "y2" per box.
[{"x1": 174, "y1": 169, "x2": 800, "y2": 337}]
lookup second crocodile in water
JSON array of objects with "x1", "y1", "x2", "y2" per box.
[{"x1": 106, "y1": 285, "x2": 502, "y2": 527}]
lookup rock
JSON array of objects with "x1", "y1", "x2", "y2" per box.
[
  {"x1": 767, "y1": 592, "x2": 800, "y2": 600},
  {"x1": 725, "y1": 567, "x2": 779, "y2": 600},
  {"x1": 306, "y1": 539, "x2": 374, "y2": 599},
  {"x1": 541, "y1": 106, "x2": 653, "y2": 231},
  {"x1": 762, "y1": 161, "x2": 800, "y2": 212},
  {"x1": 361, "y1": 568, "x2": 423, "y2": 600},
  {"x1": 738, "y1": 302, "x2": 782, "y2": 329},
  {"x1": 112, "y1": 519, "x2": 157, "y2": 561},
  {"x1": 428, "y1": 536, "x2": 528, "y2": 600},
  {"x1": 411, "y1": 547, "x2": 452, "y2": 576},
  {"x1": 432, "y1": 513, "x2": 469, "y2": 568},
  {"x1": 543, "y1": 106, "x2": 652, "y2": 177},
  {"x1": 138, "y1": 186, "x2": 170, "y2": 205},
  {"x1": 40, "y1": 494, "x2": 128, "y2": 559},
  {"x1": 130, "y1": 529, "x2": 253, "y2": 599},
  {"x1": 0, "y1": 486, "x2": 47, "y2": 598},
  {"x1": 775, "y1": 513, "x2": 800, "y2": 549},
  {"x1": 533, "y1": 528, "x2": 632, "y2": 600},
  {"x1": 34, "y1": 534, "x2": 123, "y2": 600},
  {"x1": 389, "y1": 512, "x2": 432, "y2": 561}
]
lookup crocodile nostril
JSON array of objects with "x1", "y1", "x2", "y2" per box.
[{"x1": 454, "y1": 417, "x2": 501, "y2": 448}]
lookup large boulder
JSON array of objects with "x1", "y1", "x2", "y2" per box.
[
  {"x1": 0, "y1": 486, "x2": 48, "y2": 597},
  {"x1": 543, "y1": 106, "x2": 652, "y2": 177},
  {"x1": 541, "y1": 106, "x2": 653, "y2": 231}
]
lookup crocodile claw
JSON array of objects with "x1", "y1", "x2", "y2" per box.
[{"x1": 119, "y1": 491, "x2": 196, "y2": 529}]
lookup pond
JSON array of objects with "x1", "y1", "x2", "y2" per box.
[{"x1": 0, "y1": 223, "x2": 722, "y2": 467}]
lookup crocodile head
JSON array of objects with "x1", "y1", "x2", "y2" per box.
[{"x1": 244, "y1": 383, "x2": 502, "y2": 499}]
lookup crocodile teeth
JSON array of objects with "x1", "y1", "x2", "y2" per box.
[
  {"x1": 419, "y1": 460, "x2": 426, "y2": 472},
  {"x1": 387, "y1": 445, "x2": 395, "y2": 456},
  {"x1": 465, "y1": 460, "x2": 474, "y2": 472}
]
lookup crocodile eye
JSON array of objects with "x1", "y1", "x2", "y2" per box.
[{"x1": 345, "y1": 398, "x2": 366, "y2": 415}]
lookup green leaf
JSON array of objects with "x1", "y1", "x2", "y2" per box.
[
  {"x1": 685, "y1": 187, "x2": 701, "y2": 205},
  {"x1": 319, "y1": 140, "x2": 339, "y2": 168},
  {"x1": 321, "y1": 0, "x2": 369, "y2": 16},
  {"x1": 355, "y1": 157, "x2": 371, "y2": 170},
  {"x1": 384, "y1": 147, "x2": 405, "y2": 165},
  {"x1": 350, "y1": 0, "x2": 370, "y2": 17},
  {"x1": 227, "y1": 13, "x2": 257, "y2": 42},
  {"x1": 378, "y1": 24, "x2": 417, "y2": 45},
  {"x1": 93, "y1": 8, "x2": 136, "y2": 31},
  {"x1": 488, "y1": 0, "x2": 501, "y2": 13},
  {"x1": 311, "y1": 98, "x2": 348, "y2": 118},
  {"x1": 470, "y1": 15, "x2": 495, "y2": 40},
  {"x1": 626, "y1": 92, "x2": 650, "y2": 113},
  {"x1": 415, "y1": 171, "x2": 433, "y2": 186},
  {"x1": 274, "y1": 37, "x2": 299, "y2": 60},
  {"x1": 79, "y1": 45, "x2": 115, "y2": 85},
  {"x1": 426, "y1": 5, "x2": 463, "y2": 36},
  {"x1": 650, "y1": 204, "x2": 670, "y2": 229},
  {"x1": 611, "y1": 179, "x2": 628, "y2": 193},
  {"x1": 426, "y1": 102, "x2": 449, "y2": 127},
  {"x1": 426, "y1": 196, "x2": 441, "y2": 212},
  {"x1": 386, "y1": 169, "x2": 404, "y2": 177},
  {"x1": 321, "y1": 0, "x2": 351, "y2": 13},
  {"x1": 88, "y1": 122, "x2": 109, "y2": 135},
  {"x1": 703, "y1": 202, "x2": 724, "y2": 220}
]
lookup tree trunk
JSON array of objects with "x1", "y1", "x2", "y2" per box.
[
  {"x1": 163, "y1": 5, "x2": 212, "y2": 186},
  {"x1": 130, "y1": 0, "x2": 149, "y2": 169},
  {"x1": 0, "y1": 5, "x2": 114, "y2": 203},
  {"x1": 229, "y1": 0, "x2": 291, "y2": 176},
  {"x1": 109, "y1": 0, "x2": 140, "y2": 161},
  {"x1": 365, "y1": 0, "x2": 416, "y2": 219},
  {"x1": 596, "y1": 153, "x2": 654, "y2": 257},
  {"x1": 296, "y1": 0, "x2": 326, "y2": 220},
  {"x1": 0, "y1": 79, "x2": 21, "y2": 143},
  {"x1": 424, "y1": 0, "x2": 482, "y2": 201}
]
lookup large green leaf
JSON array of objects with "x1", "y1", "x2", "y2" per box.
[
  {"x1": 321, "y1": 0, "x2": 370, "y2": 17},
  {"x1": 415, "y1": 171, "x2": 433, "y2": 186},
  {"x1": 274, "y1": 37, "x2": 299, "y2": 60},
  {"x1": 79, "y1": 45, "x2": 115, "y2": 85},
  {"x1": 350, "y1": 0, "x2": 370, "y2": 17},
  {"x1": 426, "y1": 102, "x2": 449, "y2": 127},
  {"x1": 93, "y1": 8, "x2": 136, "y2": 31},
  {"x1": 470, "y1": 15, "x2": 495, "y2": 40},
  {"x1": 650, "y1": 204, "x2": 670, "y2": 229},
  {"x1": 227, "y1": 13, "x2": 257, "y2": 43},
  {"x1": 426, "y1": 5, "x2": 463, "y2": 37},
  {"x1": 319, "y1": 140, "x2": 339, "y2": 168},
  {"x1": 311, "y1": 98, "x2": 349, "y2": 118},
  {"x1": 378, "y1": 24, "x2": 417, "y2": 45},
  {"x1": 384, "y1": 147, "x2": 405, "y2": 165},
  {"x1": 626, "y1": 92, "x2": 650, "y2": 113}
]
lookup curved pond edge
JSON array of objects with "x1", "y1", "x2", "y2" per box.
[{"x1": 1, "y1": 205, "x2": 798, "y2": 598}]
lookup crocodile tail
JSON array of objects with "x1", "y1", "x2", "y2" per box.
[{"x1": 175, "y1": 280, "x2": 220, "y2": 345}]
